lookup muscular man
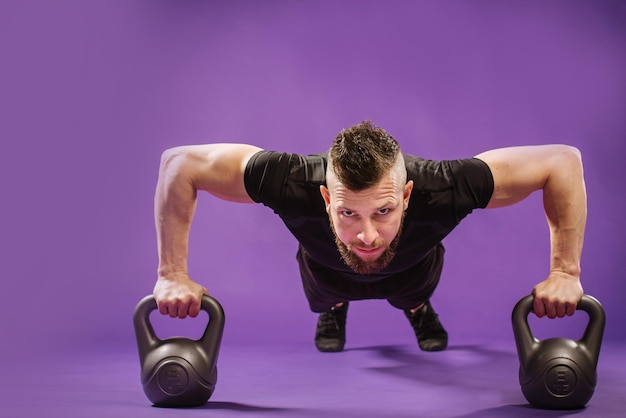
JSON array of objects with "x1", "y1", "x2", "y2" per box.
[{"x1": 153, "y1": 121, "x2": 585, "y2": 352}]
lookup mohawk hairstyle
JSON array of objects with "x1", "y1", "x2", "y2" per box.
[{"x1": 328, "y1": 120, "x2": 401, "y2": 191}]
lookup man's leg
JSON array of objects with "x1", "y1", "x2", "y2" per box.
[
  {"x1": 296, "y1": 246, "x2": 358, "y2": 353},
  {"x1": 385, "y1": 244, "x2": 448, "y2": 351}
]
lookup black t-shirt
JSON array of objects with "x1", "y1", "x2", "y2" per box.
[{"x1": 244, "y1": 151, "x2": 494, "y2": 280}]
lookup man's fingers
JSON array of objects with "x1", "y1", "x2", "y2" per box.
[
  {"x1": 154, "y1": 291, "x2": 206, "y2": 318},
  {"x1": 175, "y1": 296, "x2": 205, "y2": 318},
  {"x1": 174, "y1": 302, "x2": 183, "y2": 319},
  {"x1": 186, "y1": 289, "x2": 208, "y2": 318},
  {"x1": 565, "y1": 302, "x2": 577, "y2": 316},
  {"x1": 555, "y1": 301, "x2": 567, "y2": 318},
  {"x1": 533, "y1": 297, "x2": 546, "y2": 318},
  {"x1": 534, "y1": 298, "x2": 578, "y2": 318},
  {"x1": 161, "y1": 300, "x2": 189, "y2": 318},
  {"x1": 188, "y1": 298, "x2": 201, "y2": 318},
  {"x1": 169, "y1": 303, "x2": 181, "y2": 318}
]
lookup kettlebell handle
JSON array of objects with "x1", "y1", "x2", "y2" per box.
[
  {"x1": 133, "y1": 294, "x2": 225, "y2": 365},
  {"x1": 512, "y1": 294, "x2": 605, "y2": 367}
]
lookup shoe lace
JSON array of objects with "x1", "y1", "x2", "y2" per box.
[
  {"x1": 411, "y1": 307, "x2": 439, "y2": 330},
  {"x1": 319, "y1": 311, "x2": 341, "y2": 332}
]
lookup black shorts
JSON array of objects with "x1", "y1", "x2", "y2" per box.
[{"x1": 296, "y1": 244, "x2": 445, "y2": 312}]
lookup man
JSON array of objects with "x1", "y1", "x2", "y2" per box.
[{"x1": 153, "y1": 121, "x2": 585, "y2": 352}]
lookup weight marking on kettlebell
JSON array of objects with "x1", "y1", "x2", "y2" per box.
[
  {"x1": 157, "y1": 363, "x2": 189, "y2": 395},
  {"x1": 545, "y1": 365, "x2": 577, "y2": 397}
]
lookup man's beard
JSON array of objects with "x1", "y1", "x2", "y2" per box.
[{"x1": 328, "y1": 212, "x2": 404, "y2": 275}]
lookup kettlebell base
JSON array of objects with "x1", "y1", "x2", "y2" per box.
[
  {"x1": 525, "y1": 400, "x2": 587, "y2": 411},
  {"x1": 146, "y1": 384, "x2": 215, "y2": 408},
  {"x1": 522, "y1": 384, "x2": 593, "y2": 411},
  {"x1": 519, "y1": 356, "x2": 596, "y2": 411},
  {"x1": 142, "y1": 358, "x2": 218, "y2": 408},
  {"x1": 151, "y1": 397, "x2": 211, "y2": 408}
]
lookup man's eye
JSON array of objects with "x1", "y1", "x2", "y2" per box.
[
  {"x1": 342, "y1": 210, "x2": 354, "y2": 217},
  {"x1": 377, "y1": 208, "x2": 390, "y2": 215}
]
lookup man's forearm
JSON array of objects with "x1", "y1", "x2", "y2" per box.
[
  {"x1": 154, "y1": 150, "x2": 198, "y2": 277},
  {"x1": 542, "y1": 148, "x2": 587, "y2": 278}
]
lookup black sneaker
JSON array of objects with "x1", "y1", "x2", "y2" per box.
[
  {"x1": 315, "y1": 302, "x2": 349, "y2": 352},
  {"x1": 404, "y1": 301, "x2": 448, "y2": 352}
]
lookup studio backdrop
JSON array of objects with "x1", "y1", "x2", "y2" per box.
[{"x1": 1, "y1": 0, "x2": 624, "y2": 359}]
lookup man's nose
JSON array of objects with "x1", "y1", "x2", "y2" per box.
[{"x1": 357, "y1": 219, "x2": 379, "y2": 246}]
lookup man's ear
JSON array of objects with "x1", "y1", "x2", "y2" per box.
[
  {"x1": 403, "y1": 180, "x2": 413, "y2": 210},
  {"x1": 320, "y1": 185, "x2": 331, "y2": 211}
]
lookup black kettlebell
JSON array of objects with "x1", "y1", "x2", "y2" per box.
[
  {"x1": 511, "y1": 294, "x2": 605, "y2": 410},
  {"x1": 133, "y1": 295, "x2": 225, "y2": 407}
]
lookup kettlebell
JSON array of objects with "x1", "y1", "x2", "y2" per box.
[
  {"x1": 511, "y1": 294, "x2": 605, "y2": 410},
  {"x1": 133, "y1": 295, "x2": 225, "y2": 407}
]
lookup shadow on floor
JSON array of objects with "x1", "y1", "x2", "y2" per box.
[
  {"x1": 166, "y1": 400, "x2": 301, "y2": 414},
  {"x1": 349, "y1": 343, "x2": 519, "y2": 392},
  {"x1": 451, "y1": 404, "x2": 587, "y2": 418}
]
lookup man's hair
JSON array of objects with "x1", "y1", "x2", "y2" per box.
[{"x1": 328, "y1": 120, "x2": 403, "y2": 191}]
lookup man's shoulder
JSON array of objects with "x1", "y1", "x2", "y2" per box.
[
  {"x1": 244, "y1": 150, "x2": 328, "y2": 212},
  {"x1": 403, "y1": 154, "x2": 451, "y2": 191},
  {"x1": 293, "y1": 152, "x2": 327, "y2": 184},
  {"x1": 248, "y1": 150, "x2": 328, "y2": 184},
  {"x1": 403, "y1": 154, "x2": 491, "y2": 192}
]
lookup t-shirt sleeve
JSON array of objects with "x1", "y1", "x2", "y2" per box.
[
  {"x1": 405, "y1": 155, "x2": 494, "y2": 224},
  {"x1": 244, "y1": 150, "x2": 292, "y2": 212},
  {"x1": 449, "y1": 157, "x2": 494, "y2": 216},
  {"x1": 243, "y1": 150, "x2": 327, "y2": 217}
]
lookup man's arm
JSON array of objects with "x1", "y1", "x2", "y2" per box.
[
  {"x1": 153, "y1": 143, "x2": 263, "y2": 318},
  {"x1": 474, "y1": 145, "x2": 586, "y2": 318}
]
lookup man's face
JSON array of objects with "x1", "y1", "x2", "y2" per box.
[{"x1": 320, "y1": 170, "x2": 413, "y2": 274}]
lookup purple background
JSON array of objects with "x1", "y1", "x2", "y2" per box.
[{"x1": 1, "y1": 0, "x2": 625, "y2": 361}]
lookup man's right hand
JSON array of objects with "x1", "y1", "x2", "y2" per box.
[{"x1": 153, "y1": 274, "x2": 208, "y2": 319}]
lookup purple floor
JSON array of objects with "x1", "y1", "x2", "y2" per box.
[{"x1": 3, "y1": 340, "x2": 624, "y2": 418}]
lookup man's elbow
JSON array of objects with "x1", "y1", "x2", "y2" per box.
[
  {"x1": 162, "y1": 144, "x2": 198, "y2": 165},
  {"x1": 160, "y1": 146, "x2": 186, "y2": 166},
  {"x1": 552, "y1": 144, "x2": 583, "y2": 171},
  {"x1": 158, "y1": 146, "x2": 197, "y2": 182}
]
